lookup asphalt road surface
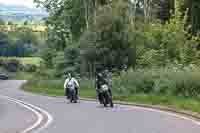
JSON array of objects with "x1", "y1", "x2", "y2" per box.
[
  {"x1": 1, "y1": 80, "x2": 200, "y2": 133},
  {"x1": 0, "y1": 95, "x2": 37, "y2": 133}
]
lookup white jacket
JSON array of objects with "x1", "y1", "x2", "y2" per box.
[{"x1": 64, "y1": 78, "x2": 79, "y2": 91}]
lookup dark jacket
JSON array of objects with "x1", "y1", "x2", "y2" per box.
[{"x1": 96, "y1": 73, "x2": 108, "y2": 90}]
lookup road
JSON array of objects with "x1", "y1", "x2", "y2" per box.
[
  {"x1": 1, "y1": 80, "x2": 200, "y2": 133},
  {"x1": 0, "y1": 95, "x2": 37, "y2": 133}
]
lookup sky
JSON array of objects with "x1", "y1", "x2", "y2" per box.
[{"x1": 0, "y1": 0, "x2": 36, "y2": 8}]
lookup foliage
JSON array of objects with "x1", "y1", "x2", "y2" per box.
[
  {"x1": 138, "y1": 8, "x2": 200, "y2": 67},
  {"x1": 52, "y1": 52, "x2": 66, "y2": 77},
  {"x1": 113, "y1": 65, "x2": 200, "y2": 98},
  {"x1": 22, "y1": 78, "x2": 200, "y2": 114},
  {"x1": 7, "y1": 21, "x2": 13, "y2": 25},
  {"x1": 0, "y1": 27, "x2": 41, "y2": 57},
  {"x1": 80, "y1": 1, "x2": 131, "y2": 72},
  {"x1": 40, "y1": 48, "x2": 56, "y2": 68},
  {"x1": 0, "y1": 19, "x2": 5, "y2": 25},
  {"x1": 23, "y1": 65, "x2": 200, "y2": 99},
  {"x1": 63, "y1": 45, "x2": 81, "y2": 75},
  {"x1": 21, "y1": 64, "x2": 37, "y2": 72},
  {"x1": 0, "y1": 58, "x2": 20, "y2": 72},
  {"x1": 0, "y1": 57, "x2": 40, "y2": 73},
  {"x1": 34, "y1": 0, "x2": 93, "y2": 50},
  {"x1": 35, "y1": 0, "x2": 200, "y2": 79}
]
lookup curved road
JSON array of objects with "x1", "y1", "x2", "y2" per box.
[
  {"x1": 0, "y1": 95, "x2": 37, "y2": 133},
  {"x1": 1, "y1": 80, "x2": 200, "y2": 133}
]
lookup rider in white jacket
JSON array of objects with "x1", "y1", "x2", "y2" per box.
[{"x1": 64, "y1": 73, "x2": 79, "y2": 99}]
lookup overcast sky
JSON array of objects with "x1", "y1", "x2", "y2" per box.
[{"x1": 0, "y1": 0, "x2": 36, "y2": 8}]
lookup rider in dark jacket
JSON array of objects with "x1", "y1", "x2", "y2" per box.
[{"x1": 96, "y1": 69, "x2": 113, "y2": 104}]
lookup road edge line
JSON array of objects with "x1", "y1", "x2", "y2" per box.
[
  {"x1": 0, "y1": 95, "x2": 53, "y2": 133},
  {"x1": 0, "y1": 95, "x2": 43, "y2": 133}
]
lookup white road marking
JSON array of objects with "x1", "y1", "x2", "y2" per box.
[{"x1": 0, "y1": 95, "x2": 53, "y2": 133}]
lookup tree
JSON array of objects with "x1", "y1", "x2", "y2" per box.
[
  {"x1": 7, "y1": 21, "x2": 13, "y2": 25},
  {"x1": 157, "y1": 0, "x2": 174, "y2": 23},
  {"x1": 156, "y1": 0, "x2": 200, "y2": 33},
  {"x1": 80, "y1": 1, "x2": 131, "y2": 72},
  {"x1": 186, "y1": 0, "x2": 200, "y2": 33},
  {"x1": 41, "y1": 48, "x2": 56, "y2": 68},
  {"x1": 34, "y1": 0, "x2": 88, "y2": 50},
  {"x1": 34, "y1": 0, "x2": 112, "y2": 50},
  {"x1": 0, "y1": 19, "x2": 5, "y2": 25},
  {"x1": 24, "y1": 21, "x2": 29, "y2": 25}
]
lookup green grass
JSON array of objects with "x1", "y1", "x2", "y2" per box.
[
  {"x1": 22, "y1": 80, "x2": 96, "y2": 98},
  {"x1": 22, "y1": 80, "x2": 200, "y2": 114},
  {"x1": 13, "y1": 72, "x2": 36, "y2": 80},
  {"x1": 19, "y1": 57, "x2": 42, "y2": 66},
  {"x1": 114, "y1": 95, "x2": 200, "y2": 113}
]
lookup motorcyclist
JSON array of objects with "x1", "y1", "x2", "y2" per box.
[
  {"x1": 96, "y1": 69, "x2": 113, "y2": 103},
  {"x1": 64, "y1": 73, "x2": 79, "y2": 100}
]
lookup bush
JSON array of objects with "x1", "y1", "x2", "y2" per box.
[
  {"x1": 2, "y1": 59, "x2": 20, "y2": 72},
  {"x1": 113, "y1": 66, "x2": 200, "y2": 98},
  {"x1": 0, "y1": 58, "x2": 4, "y2": 66},
  {"x1": 32, "y1": 66, "x2": 200, "y2": 98},
  {"x1": 20, "y1": 64, "x2": 37, "y2": 72},
  {"x1": 35, "y1": 67, "x2": 55, "y2": 80},
  {"x1": 40, "y1": 48, "x2": 56, "y2": 68}
]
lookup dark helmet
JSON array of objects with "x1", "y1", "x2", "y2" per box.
[{"x1": 95, "y1": 64, "x2": 104, "y2": 73}]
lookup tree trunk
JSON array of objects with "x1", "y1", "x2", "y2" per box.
[{"x1": 144, "y1": 0, "x2": 153, "y2": 23}]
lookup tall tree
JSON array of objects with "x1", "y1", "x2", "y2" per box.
[{"x1": 34, "y1": 0, "x2": 99, "y2": 49}]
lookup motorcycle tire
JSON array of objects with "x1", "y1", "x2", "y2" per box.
[
  {"x1": 103, "y1": 92, "x2": 109, "y2": 107},
  {"x1": 105, "y1": 91, "x2": 114, "y2": 108},
  {"x1": 69, "y1": 89, "x2": 76, "y2": 103}
]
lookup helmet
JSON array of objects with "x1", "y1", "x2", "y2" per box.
[{"x1": 68, "y1": 73, "x2": 72, "y2": 77}]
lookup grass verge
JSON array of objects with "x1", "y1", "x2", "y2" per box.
[
  {"x1": 13, "y1": 72, "x2": 36, "y2": 80},
  {"x1": 21, "y1": 80, "x2": 200, "y2": 114}
]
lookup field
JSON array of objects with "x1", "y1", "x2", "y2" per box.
[
  {"x1": 0, "y1": 25, "x2": 47, "y2": 32},
  {"x1": 0, "y1": 57, "x2": 42, "y2": 66},
  {"x1": 18, "y1": 57, "x2": 42, "y2": 66},
  {"x1": 0, "y1": 57, "x2": 42, "y2": 80}
]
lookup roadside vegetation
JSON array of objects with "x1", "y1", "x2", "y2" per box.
[
  {"x1": 22, "y1": 64, "x2": 200, "y2": 114},
  {"x1": 0, "y1": 19, "x2": 46, "y2": 79},
  {"x1": 22, "y1": 74, "x2": 200, "y2": 113},
  {"x1": 2, "y1": 0, "x2": 200, "y2": 113},
  {"x1": 0, "y1": 57, "x2": 40, "y2": 79}
]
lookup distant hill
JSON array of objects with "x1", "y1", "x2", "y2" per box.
[{"x1": 0, "y1": 3, "x2": 48, "y2": 24}]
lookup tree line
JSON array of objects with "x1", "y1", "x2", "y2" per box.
[
  {"x1": 33, "y1": 0, "x2": 200, "y2": 78},
  {"x1": 0, "y1": 20, "x2": 43, "y2": 57}
]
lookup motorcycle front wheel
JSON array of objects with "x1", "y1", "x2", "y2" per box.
[{"x1": 105, "y1": 91, "x2": 114, "y2": 108}]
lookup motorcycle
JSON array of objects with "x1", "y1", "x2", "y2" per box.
[
  {"x1": 99, "y1": 84, "x2": 114, "y2": 107},
  {"x1": 67, "y1": 85, "x2": 78, "y2": 103}
]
